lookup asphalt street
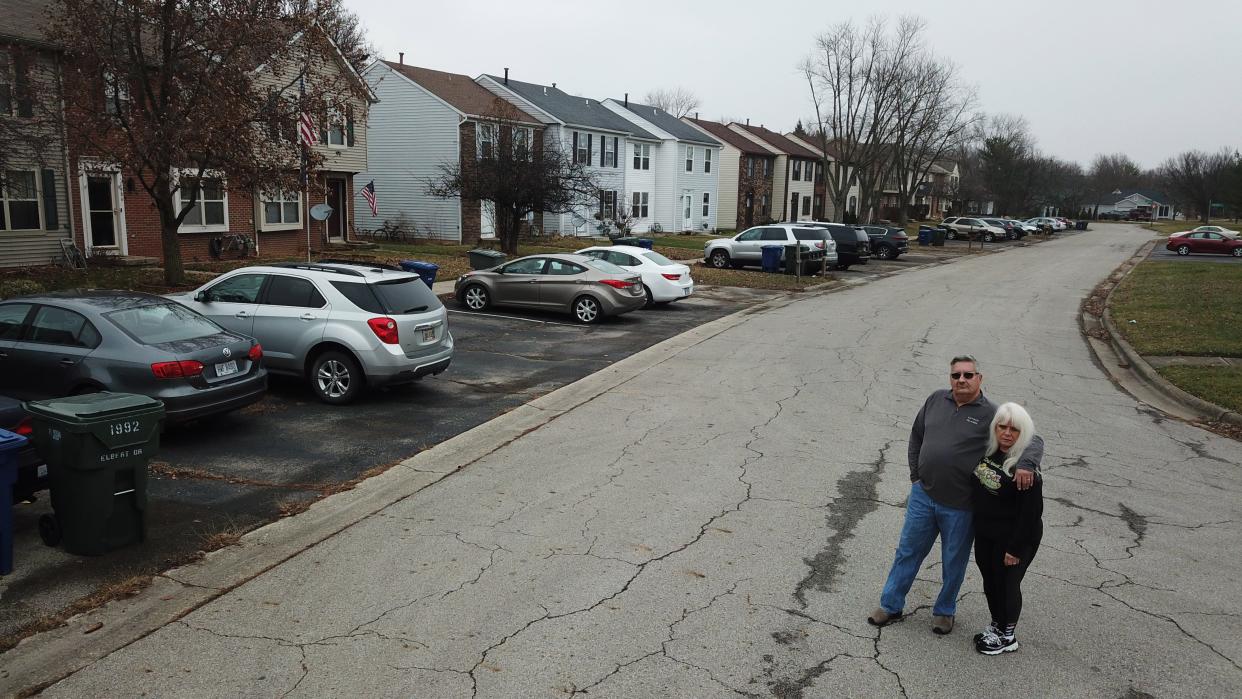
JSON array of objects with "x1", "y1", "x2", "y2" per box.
[
  {"x1": 30, "y1": 224, "x2": 1242, "y2": 697},
  {"x1": 1146, "y1": 246, "x2": 1242, "y2": 263}
]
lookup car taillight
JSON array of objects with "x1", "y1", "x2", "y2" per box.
[
  {"x1": 248, "y1": 343, "x2": 263, "y2": 362},
  {"x1": 815, "y1": 241, "x2": 826, "y2": 249},
  {"x1": 15, "y1": 417, "x2": 33, "y2": 437},
  {"x1": 661, "y1": 273, "x2": 681, "y2": 280},
  {"x1": 600, "y1": 279, "x2": 633, "y2": 289},
  {"x1": 367, "y1": 317, "x2": 400, "y2": 344},
  {"x1": 151, "y1": 360, "x2": 204, "y2": 379},
  {"x1": 894, "y1": 235, "x2": 908, "y2": 240}
]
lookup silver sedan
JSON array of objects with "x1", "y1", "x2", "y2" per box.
[{"x1": 454, "y1": 253, "x2": 646, "y2": 323}]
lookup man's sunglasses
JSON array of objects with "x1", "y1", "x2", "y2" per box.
[{"x1": 950, "y1": 372, "x2": 977, "y2": 380}]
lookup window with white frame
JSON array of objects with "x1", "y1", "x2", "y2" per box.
[
  {"x1": 513, "y1": 126, "x2": 533, "y2": 159},
  {"x1": 806, "y1": 161, "x2": 814, "y2": 182},
  {"x1": 1, "y1": 170, "x2": 41, "y2": 230},
  {"x1": 801, "y1": 197, "x2": 810, "y2": 215},
  {"x1": 477, "y1": 122, "x2": 496, "y2": 159},
  {"x1": 702, "y1": 192, "x2": 710, "y2": 218},
  {"x1": 574, "y1": 131, "x2": 589, "y2": 164},
  {"x1": 177, "y1": 176, "x2": 227, "y2": 230},
  {"x1": 761, "y1": 194, "x2": 769, "y2": 217},
  {"x1": 685, "y1": 146, "x2": 694, "y2": 172},
  {"x1": 260, "y1": 189, "x2": 301, "y2": 229},
  {"x1": 633, "y1": 143, "x2": 650, "y2": 170},
  {"x1": 325, "y1": 108, "x2": 346, "y2": 147},
  {"x1": 599, "y1": 189, "x2": 617, "y2": 220},
  {"x1": 793, "y1": 160, "x2": 802, "y2": 181},
  {"x1": 747, "y1": 157, "x2": 754, "y2": 177},
  {"x1": 603, "y1": 137, "x2": 616, "y2": 167},
  {"x1": 631, "y1": 192, "x2": 648, "y2": 218},
  {"x1": 103, "y1": 70, "x2": 130, "y2": 117},
  {"x1": 704, "y1": 148, "x2": 711, "y2": 173},
  {"x1": 763, "y1": 159, "x2": 770, "y2": 177}
]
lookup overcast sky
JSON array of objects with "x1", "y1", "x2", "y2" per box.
[{"x1": 346, "y1": 0, "x2": 1240, "y2": 169}]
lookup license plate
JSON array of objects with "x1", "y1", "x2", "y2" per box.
[
  {"x1": 682, "y1": 287, "x2": 692, "y2": 297},
  {"x1": 422, "y1": 327, "x2": 436, "y2": 342},
  {"x1": 37, "y1": 464, "x2": 48, "y2": 478},
  {"x1": 215, "y1": 360, "x2": 238, "y2": 377}
]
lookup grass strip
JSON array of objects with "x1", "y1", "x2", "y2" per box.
[
  {"x1": 1157, "y1": 366, "x2": 1242, "y2": 414},
  {"x1": 1110, "y1": 261, "x2": 1242, "y2": 356}
]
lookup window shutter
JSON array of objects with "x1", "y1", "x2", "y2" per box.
[
  {"x1": 41, "y1": 169, "x2": 59, "y2": 230},
  {"x1": 320, "y1": 111, "x2": 329, "y2": 145},
  {"x1": 572, "y1": 132, "x2": 579, "y2": 163},
  {"x1": 612, "y1": 137, "x2": 619, "y2": 168},
  {"x1": 587, "y1": 134, "x2": 593, "y2": 166},
  {"x1": 14, "y1": 54, "x2": 32, "y2": 117},
  {"x1": 346, "y1": 107, "x2": 355, "y2": 147}
]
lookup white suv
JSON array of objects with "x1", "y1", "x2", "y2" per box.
[
  {"x1": 704, "y1": 224, "x2": 838, "y2": 273},
  {"x1": 175, "y1": 261, "x2": 453, "y2": 404}
]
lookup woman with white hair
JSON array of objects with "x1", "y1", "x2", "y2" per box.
[{"x1": 971, "y1": 401, "x2": 1044, "y2": 655}]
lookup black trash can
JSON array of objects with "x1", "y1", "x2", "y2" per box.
[
  {"x1": 398, "y1": 260, "x2": 440, "y2": 288},
  {"x1": 24, "y1": 393, "x2": 164, "y2": 556},
  {"x1": 1075, "y1": 220, "x2": 1088, "y2": 231},
  {"x1": 784, "y1": 244, "x2": 802, "y2": 275},
  {"x1": 932, "y1": 228, "x2": 947, "y2": 247},
  {"x1": 467, "y1": 249, "x2": 507, "y2": 270},
  {"x1": 613, "y1": 237, "x2": 641, "y2": 247},
  {"x1": 0, "y1": 428, "x2": 26, "y2": 575}
]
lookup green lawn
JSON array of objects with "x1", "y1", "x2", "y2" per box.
[
  {"x1": 1110, "y1": 261, "x2": 1242, "y2": 356},
  {"x1": 1157, "y1": 366, "x2": 1242, "y2": 414}
]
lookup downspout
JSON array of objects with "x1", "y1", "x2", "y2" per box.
[
  {"x1": 456, "y1": 114, "x2": 466, "y2": 242},
  {"x1": 55, "y1": 50, "x2": 77, "y2": 253},
  {"x1": 782, "y1": 157, "x2": 791, "y2": 221}
]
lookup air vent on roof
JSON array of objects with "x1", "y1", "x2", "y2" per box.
[{"x1": 543, "y1": 86, "x2": 547, "y2": 95}]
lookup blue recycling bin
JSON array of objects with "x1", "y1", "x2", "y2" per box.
[
  {"x1": 399, "y1": 260, "x2": 439, "y2": 288},
  {"x1": 636, "y1": 239, "x2": 654, "y2": 250},
  {"x1": 918, "y1": 226, "x2": 933, "y2": 246},
  {"x1": 761, "y1": 245, "x2": 783, "y2": 273},
  {"x1": 0, "y1": 428, "x2": 27, "y2": 575}
]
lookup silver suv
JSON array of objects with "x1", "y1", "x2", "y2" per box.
[
  {"x1": 175, "y1": 261, "x2": 453, "y2": 404},
  {"x1": 704, "y1": 223, "x2": 838, "y2": 273}
]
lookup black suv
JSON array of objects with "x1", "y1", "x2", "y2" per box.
[
  {"x1": 805, "y1": 223, "x2": 871, "y2": 270},
  {"x1": 858, "y1": 226, "x2": 909, "y2": 260}
]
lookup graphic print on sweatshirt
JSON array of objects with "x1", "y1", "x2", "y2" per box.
[{"x1": 974, "y1": 458, "x2": 1004, "y2": 494}]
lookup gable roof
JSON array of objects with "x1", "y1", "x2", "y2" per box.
[
  {"x1": 735, "y1": 124, "x2": 821, "y2": 159},
  {"x1": 684, "y1": 118, "x2": 770, "y2": 155},
  {"x1": 1093, "y1": 189, "x2": 1170, "y2": 206},
  {"x1": 613, "y1": 101, "x2": 718, "y2": 146},
  {"x1": 1, "y1": 0, "x2": 58, "y2": 48},
  {"x1": 483, "y1": 76, "x2": 656, "y2": 138},
  {"x1": 384, "y1": 62, "x2": 540, "y2": 123}
]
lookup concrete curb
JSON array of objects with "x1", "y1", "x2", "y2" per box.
[{"x1": 1099, "y1": 241, "x2": 1242, "y2": 427}]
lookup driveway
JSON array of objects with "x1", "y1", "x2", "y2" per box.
[
  {"x1": 1, "y1": 285, "x2": 779, "y2": 641},
  {"x1": 24, "y1": 224, "x2": 1242, "y2": 697}
]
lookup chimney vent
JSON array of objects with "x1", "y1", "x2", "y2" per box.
[
  {"x1": 746, "y1": 118, "x2": 750, "y2": 126},
  {"x1": 504, "y1": 68, "x2": 509, "y2": 85},
  {"x1": 398, "y1": 52, "x2": 404, "y2": 65},
  {"x1": 543, "y1": 86, "x2": 547, "y2": 95},
  {"x1": 552, "y1": 82, "x2": 556, "y2": 88},
  {"x1": 695, "y1": 112, "x2": 699, "y2": 119},
  {"x1": 624, "y1": 92, "x2": 628, "y2": 107}
]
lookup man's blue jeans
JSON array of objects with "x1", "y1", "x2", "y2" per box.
[{"x1": 879, "y1": 481, "x2": 974, "y2": 617}]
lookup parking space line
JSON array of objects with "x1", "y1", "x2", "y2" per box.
[{"x1": 447, "y1": 309, "x2": 583, "y2": 327}]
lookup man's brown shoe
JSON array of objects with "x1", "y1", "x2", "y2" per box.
[
  {"x1": 867, "y1": 608, "x2": 902, "y2": 626},
  {"x1": 932, "y1": 615, "x2": 955, "y2": 635}
]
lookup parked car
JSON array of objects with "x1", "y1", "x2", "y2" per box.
[
  {"x1": 1165, "y1": 231, "x2": 1242, "y2": 257},
  {"x1": 1, "y1": 394, "x2": 46, "y2": 502},
  {"x1": 176, "y1": 261, "x2": 452, "y2": 405},
  {"x1": 576, "y1": 245, "x2": 694, "y2": 306},
  {"x1": 1006, "y1": 219, "x2": 1038, "y2": 236},
  {"x1": 801, "y1": 222, "x2": 871, "y2": 269},
  {"x1": 1185, "y1": 225, "x2": 1241, "y2": 236},
  {"x1": 0, "y1": 291, "x2": 267, "y2": 422},
  {"x1": 858, "y1": 225, "x2": 909, "y2": 259},
  {"x1": 455, "y1": 253, "x2": 645, "y2": 324},
  {"x1": 703, "y1": 224, "x2": 838, "y2": 274},
  {"x1": 941, "y1": 216, "x2": 1006, "y2": 242},
  {"x1": 982, "y1": 218, "x2": 1020, "y2": 240},
  {"x1": 1025, "y1": 217, "x2": 1065, "y2": 232}
]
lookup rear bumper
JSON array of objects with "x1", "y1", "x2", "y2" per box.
[
  {"x1": 162, "y1": 371, "x2": 268, "y2": 423},
  {"x1": 369, "y1": 345, "x2": 454, "y2": 385},
  {"x1": 648, "y1": 277, "x2": 695, "y2": 302},
  {"x1": 601, "y1": 293, "x2": 646, "y2": 316}
]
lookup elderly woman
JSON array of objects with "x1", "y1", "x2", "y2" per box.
[{"x1": 971, "y1": 402, "x2": 1043, "y2": 655}]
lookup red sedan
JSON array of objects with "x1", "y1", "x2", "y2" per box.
[{"x1": 1166, "y1": 231, "x2": 1242, "y2": 257}]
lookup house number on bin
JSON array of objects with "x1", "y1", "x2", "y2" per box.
[{"x1": 109, "y1": 420, "x2": 141, "y2": 436}]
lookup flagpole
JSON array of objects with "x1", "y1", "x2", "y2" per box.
[{"x1": 300, "y1": 76, "x2": 310, "y2": 263}]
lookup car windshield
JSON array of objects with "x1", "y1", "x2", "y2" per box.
[
  {"x1": 641, "y1": 251, "x2": 675, "y2": 266},
  {"x1": 108, "y1": 303, "x2": 223, "y2": 344},
  {"x1": 583, "y1": 258, "x2": 627, "y2": 274},
  {"x1": 371, "y1": 277, "x2": 443, "y2": 315}
]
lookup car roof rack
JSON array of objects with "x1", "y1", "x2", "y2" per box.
[
  {"x1": 315, "y1": 258, "x2": 406, "y2": 273},
  {"x1": 268, "y1": 262, "x2": 366, "y2": 277}
]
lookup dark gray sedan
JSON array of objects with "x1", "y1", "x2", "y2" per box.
[
  {"x1": 454, "y1": 253, "x2": 645, "y2": 323},
  {"x1": 0, "y1": 291, "x2": 267, "y2": 423}
]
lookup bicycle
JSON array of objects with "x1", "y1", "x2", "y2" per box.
[
  {"x1": 58, "y1": 238, "x2": 87, "y2": 270},
  {"x1": 209, "y1": 232, "x2": 256, "y2": 259}
]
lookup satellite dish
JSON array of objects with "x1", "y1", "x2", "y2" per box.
[{"x1": 309, "y1": 203, "x2": 334, "y2": 221}]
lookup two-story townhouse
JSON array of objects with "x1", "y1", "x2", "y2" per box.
[
  {"x1": 730, "y1": 124, "x2": 820, "y2": 224},
  {"x1": 476, "y1": 74, "x2": 658, "y2": 236},
  {"x1": 64, "y1": 24, "x2": 374, "y2": 263},
  {"x1": 0, "y1": 0, "x2": 73, "y2": 268},
  {"x1": 683, "y1": 117, "x2": 775, "y2": 231},
  {"x1": 356, "y1": 60, "x2": 544, "y2": 244},
  {"x1": 785, "y1": 133, "x2": 837, "y2": 221},
  {"x1": 917, "y1": 160, "x2": 958, "y2": 219},
  {"x1": 601, "y1": 98, "x2": 720, "y2": 234}
]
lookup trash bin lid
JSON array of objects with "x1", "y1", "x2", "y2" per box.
[
  {"x1": 470, "y1": 249, "x2": 505, "y2": 258},
  {"x1": 24, "y1": 392, "x2": 164, "y2": 425},
  {"x1": 400, "y1": 260, "x2": 439, "y2": 271},
  {"x1": 0, "y1": 428, "x2": 27, "y2": 453}
]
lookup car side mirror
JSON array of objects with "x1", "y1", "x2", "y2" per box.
[{"x1": 195, "y1": 291, "x2": 209, "y2": 303}]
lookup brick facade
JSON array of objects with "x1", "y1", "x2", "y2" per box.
[
  {"x1": 456, "y1": 119, "x2": 546, "y2": 245},
  {"x1": 735, "y1": 154, "x2": 775, "y2": 230}
]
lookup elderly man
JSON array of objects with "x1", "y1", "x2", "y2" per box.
[{"x1": 868, "y1": 355, "x2": 1042, "y2": 635}]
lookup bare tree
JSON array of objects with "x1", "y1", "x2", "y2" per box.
[
  {"x1": 1088, "y1": 153, "x2": 1143, "y2": 194},
  {"x1": 643, "y1": 86, "x2": 699, "y2": 119},
  {"x1": 977, "y1": 114, "x2": 1042, "y2": 215},
  {"x1": 307, "y1": 0, "x2": 373, "y2": 73},
  {"x1": 48, "y1": 0, "x2": 368, "y2": 284},
  {"x1": 426, "y1": 99, "x2": 600, "y2": 255},
  {"x1": 1159, "y1": 149, "x2": 1235, "y2": 222}
]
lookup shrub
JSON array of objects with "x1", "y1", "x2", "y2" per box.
[{"x1": 0, "y1": 278, "x2": 44, "y2": 300}]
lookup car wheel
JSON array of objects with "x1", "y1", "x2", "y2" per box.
[
  {"x1": 945, "y1": 229, "x2": 957, "y2": 240},
  {"x1": 836, "y1": 263, "x2": 851, "y2": 271},
  {"x1": 39, "y1": 514, "x2": 61, "y2": 547},
  {"x1": 462, "y1": 284, "x2": 491, "y2": 311},
  {"x1": 874, "y1": 246, "x2": 893, "y2": 260},
  {"x1": 310, "y1": 350, "x2": 364, "y2": 405},
  {"x1": 709, "y1": 249, "x2": 731, "y2": 268},
  {"x1": 641, "y1": 284, "x2": 655, "y2": 308},
  {"x1": 572, "y1": 295, "x2": 602, "y2": 324},
  {"x1": 983, "y1": 232, "x2": 995, "y2": 243},
  {"x1": 1233, "y1": 248, "x2": 1242, "y2": 258},
  {"x1": 1176, "y1": 245, "x2": 1190, "y2": 256}
]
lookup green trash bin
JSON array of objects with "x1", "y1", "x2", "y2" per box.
[
  {"x1": 467, "y1": 249, "x2": 507, "y2": 270},
  {"x1": 931, "y1": 228, "x2": 947, "y2": 247},
  {"x1": 613, "y1": 236, "x2": 641, "y2": 247},
  {"x1": 24, "y1": 392, "x2": 164, "y2": 555}
]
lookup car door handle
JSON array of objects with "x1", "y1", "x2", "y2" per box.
[
  {"x1": 235, "y1": 311, "x2": 250, "y2": 318},
  {"x1": 60, "y1": 358, "x2": 77, "y2": 366},
  {"x1": 300, "y1": 313, "x2": 316, "y2": 320},
  {"x1": 528, "y1": 279, "x2": 540, "y2": 283},
  {"x1": 0, "y1": 351, "x2": 6, "y2": 358}
]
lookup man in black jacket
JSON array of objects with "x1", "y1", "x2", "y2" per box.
[{"x1": 868, "y1": 355, "x2": 1042, "y2": 635}]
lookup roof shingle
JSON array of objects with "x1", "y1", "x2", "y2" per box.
[
  {"x1": 483, "y1": 75, "x2": 656, "y2": 138},
  {"x1": 734, "y1": 124, "x2": 821, "y2": 160},
  {"x1": 384, "y1": 62, "x2": 541, "y2": 123},
  {"x1": 613, "y1": 101, "x2": 717, "y2": 146},
  {"x1": 684, "y1": 118, "x2": 771, "y2": 155}
]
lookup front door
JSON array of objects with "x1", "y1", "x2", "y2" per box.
[
  {"x1": 790, "y1": 193, "x2": 799, "y2": 222},
  {"x1": 744, "y1": 192, "x2": 754, "y2": 228},
  {"x1": 682, "y1": 194, "x2": 693, "y2": 230},
  {"x1": 81, "y1": 171, "x2": 125, "y2": 255},
  {"x1": 325, "y1": 179, "x2": 347, "y2": 242},
  {"x1": 480, "y1": 201, "x2": 496, "y2": 239}
]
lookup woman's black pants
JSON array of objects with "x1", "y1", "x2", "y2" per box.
[{"x1": 974, "y1": 534, "x2": 1039, "y2": 626}]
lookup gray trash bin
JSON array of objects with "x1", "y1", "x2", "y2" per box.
[{"x1": 468, "y1": 249, "x2": 507, "y2": 270}]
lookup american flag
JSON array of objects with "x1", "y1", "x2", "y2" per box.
[
  {"x1": 361, "y1": 180, "x2": 377, "y2": 216},
  {"x1": 299, "y1": 111, "x2": 317, "y2": 146}
]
